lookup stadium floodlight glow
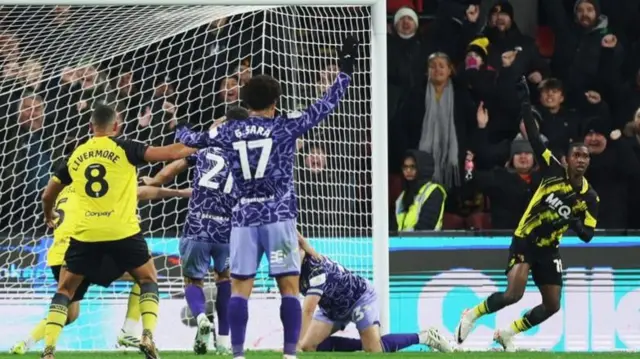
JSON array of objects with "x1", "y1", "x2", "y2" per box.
[{"x1": 0, "y1": 0, "x2": 389, "y2": 348}]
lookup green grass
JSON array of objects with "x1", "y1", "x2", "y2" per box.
[{"x1": 3, "y1": 352, "x2": 638, "y2": 359}]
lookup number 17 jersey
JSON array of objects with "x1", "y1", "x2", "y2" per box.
[
  {"x1": 183, "y1": 147, "x2": 237, "y2": 243},
  {"x1": 53, "y1": 136, "x2": 148, "y2": 242},
  {"x1": 178, "y1": 72, "x2": 351, "y2": 227}
]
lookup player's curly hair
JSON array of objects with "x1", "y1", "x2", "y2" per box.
[{"x1": 241, "y1": 75, "x2": 282, "y2": 111}]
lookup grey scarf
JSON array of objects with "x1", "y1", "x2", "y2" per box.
[{"x1": 418, "y1": 79, "x2": 460, "y2": 188}]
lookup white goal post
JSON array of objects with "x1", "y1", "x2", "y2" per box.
[{"x1": 0, "y1": 0, "x2": 389, "y2": 350}]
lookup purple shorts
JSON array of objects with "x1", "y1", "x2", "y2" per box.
[
  {"x1": 314, "y1": 287, "x2": 380, "y2": 331},
  {"x1": 179, "y1": 237, "x2": 230, "y2": 279},
  {"x1": 229, "y1": 219, "x2": 300, "y2": 279}
]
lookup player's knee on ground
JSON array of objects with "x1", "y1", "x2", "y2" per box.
[
  {"x1": 360, "y1": 326, "x2": 383, "y2": 353},
  {"x1": 66, "y1": 301, "x2": 80, "y2": 324},
  {"x1": 184, "y1": 277, "x2": 204, "y2": 287},
  {"x1": 299, "y1": 340, "x2": 317, "y2": 352},
  {"x1": 275, "y1": 274, "x2": 299, "y2": 296}
]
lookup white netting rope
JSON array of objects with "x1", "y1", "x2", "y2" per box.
[{"x1": 0, "y1": 5, "x2": 372, "y2": 305}]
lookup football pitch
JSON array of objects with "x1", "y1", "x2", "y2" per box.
[{"x1": 2, "y1": 352, "x2": 638, "y2": 359}]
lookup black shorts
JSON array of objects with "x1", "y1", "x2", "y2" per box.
[
  {"x1": 64, "y1": 232, "x2": 150, "y2": 286},
  {"x1": 506, "y1": 237, "x2": 563, "y2": 287},
  {"x1": 51, "y1": 265, "x2": 91, "y2": 302}
]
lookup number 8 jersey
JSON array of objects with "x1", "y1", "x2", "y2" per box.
[
  {"x1": 53, "y1": 137, "x2": 148, "y2": 242},
  {"x1": 183, "y1": 147, "x2": 237, "y2": 243}
]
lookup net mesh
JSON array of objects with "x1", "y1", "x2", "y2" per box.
[{"x1": 0, "y1": 5, "x2": 372, "y2": 350}]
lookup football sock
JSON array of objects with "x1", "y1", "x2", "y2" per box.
[
  {"x1": 44, "y1": 293, "x2": 70, "y2": 347},
  {"x1": 28, "y1": 319, "x2": 47, "y2": 346},
  {"x1": 215, "y1": 280, "x2": 231, "y2": 336},
  {"x1": 280, "y1": 294, "x2": 301, "y2": 356},
  {"x1": 506, "y1": 304, "x2": 554, "y2": 335},
  {"x1": 122, "y1": 284, "x2": 141, "y2": 333},
  {"x1": 471, "y1": 292, "x2": 507, "y2": 319},
  {"x1": 229, "y1": 295, "x2": 248, "y2": 358},
  {"x1": 184, "y1": 284, "x2": 206, "y2": 318},
  {"x1": 139, "y1": 282, "x2": 160, "y2": 336},
  {"x1": 317, "y1": 336, "x2": 362, "y2": 351},
  {"x1": 381, "y1": 333, "x2": 420, "y2": 352}
]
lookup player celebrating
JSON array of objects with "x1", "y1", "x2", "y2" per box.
[
  {"x1": 296, "y1": 248, "x2": 452, "y2": 353},
  {"x1": 40, "y1": 104, "x2": 196, "y2": 359},
  {"x1": 141, "y1": 106, "x2": 249, "y2": 354},
  {"x1": 10, "y1": 183, "x2": 190, "y2": 354},
  {"x1": 454, "y1": 80, "x2": 599, "y2": 351},
  {"x1": 176, "y1": 36, "x2": 358, "y2": 359}
]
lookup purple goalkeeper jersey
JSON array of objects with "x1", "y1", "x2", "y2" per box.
[
  {"x1": 183, "y1": 147, "x2": 236, "y2": 243},
  {"x1": 300, "y1": 255, "x2": 371, "y2": 322},
  {"x1": 177, "y1": 72, "x2": 350, "y2": 227}
]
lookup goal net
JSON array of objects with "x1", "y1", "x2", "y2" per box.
[{"x1": 0, "y1": 4, "x2": 374, "y2": 351}]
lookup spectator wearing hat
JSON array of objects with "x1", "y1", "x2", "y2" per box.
[
  {"x1": 387, "y1": 6, "x2": 427, "y2": 92},
  {"x1": 582, "y1": 118, "x2": 640, "y2": 229},
  {"x1": 482, "y1": 1, "x2": 549, "y2": 90},
  {"x1": 467, "y1": 137, "x2": 541, "y2": 230},
  {"x1": 541, "y1": 0, "x2": 623, "y2": 107}
]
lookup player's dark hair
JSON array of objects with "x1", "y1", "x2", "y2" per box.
[
  {"x1": 91, "y1": 103, "x2": 117, "y2": 128},
  {"x1": 225, "y1": 106, "x2": 249, "y2": 120},
  {"x1": 241, "y1": 75, "x2": 282, "y2": 111},
  {"x1": 567, "y1": 141, "x2": 587, "y2": 155}
]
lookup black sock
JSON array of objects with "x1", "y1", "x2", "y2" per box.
[
  {"x1": 523, "y1": 304, "x2": 555, "y2": 327},
  {"x1": 485, "y1": 292, "x2": 508, "y2": 313}
]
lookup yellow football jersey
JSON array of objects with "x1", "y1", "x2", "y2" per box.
[
  {"x1": 52, "y1": 136, "x2": 148, "y2": 242},
  {"x1": 46, "y1": 185, "x2": 77, "y2": 266}
]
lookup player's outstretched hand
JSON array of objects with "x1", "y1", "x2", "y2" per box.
[
  {"x1": 338, "y1": 35, "x2": 359, "y2": 75},
  {"x1": 44, "y1": 211, "x2": 58, "y2": 229}
]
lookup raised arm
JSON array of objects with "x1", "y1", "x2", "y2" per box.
[
  {"x1": 285, "y1": 36, "x2": 358, "y2": 137},
  {"x1": 519, "y1": 79, "x2": 555, "y2": 168},
  {"x1": 176, "y1": 123, "x2": 227, "y2": 149}
]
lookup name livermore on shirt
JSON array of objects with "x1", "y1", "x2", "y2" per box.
[{"x1": 177, "y1": 72, "x2": 351, "y2": 227}]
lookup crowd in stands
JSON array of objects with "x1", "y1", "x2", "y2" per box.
[
  {"x1": 390, "y1": 0, "x2": 640, "y2": 232},
  {"x1": 0, "y1": 1, "x2": 639, "y2": 238}
]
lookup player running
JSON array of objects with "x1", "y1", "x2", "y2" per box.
[
  {"x1": 455, "y1": 79, "x2": 599, "y2": 351},
  {"x1": 176, "y1": 36, "x2": 358, "y2": 359},
  {"x1": 296, "y1": 247, "x2": 452, "y2": 353},
  {"x1": 10, "y1": 183, "x2": 190, "y2": 354},
  {"x1": 40, "y1": 104, "x2": 196, "y2": 359},
  {"x1": 141, "y1": 107, "x2": 249, "y2": 354}
]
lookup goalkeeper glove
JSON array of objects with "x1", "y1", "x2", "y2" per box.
[{"x1": 338, "y1": 35, "x2": 359, "y2": 75}]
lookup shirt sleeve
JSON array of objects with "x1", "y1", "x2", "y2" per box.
[
  {"x1": 583, "y1": 192, "x2": 599, "y2": 228},
  {"x1": 306, "y1": 263, "x2": 328, "y2": 297},
  {"x1": 113, "y1": 138, "x2": 148, "y2": 166},
  {"x1": 522, "y1": 103, "x2": 563, "y2": 171},
  {"x1": 282, "y1": 72, "x2": 351, "y2": 138},
  {"x1": 177, "y1": 124, "x2": 228, "y2": 149},
  {"x1": 52, "y1": 160, "x2": 72, "y2": 185}
]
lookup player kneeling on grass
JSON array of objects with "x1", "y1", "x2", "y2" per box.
[
  {"x1": 296, "y1": 247, "x2": 453, "y2": 353},
  {"x1": 10, "y1": 184, "x2": 190, "y2": 354}
]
